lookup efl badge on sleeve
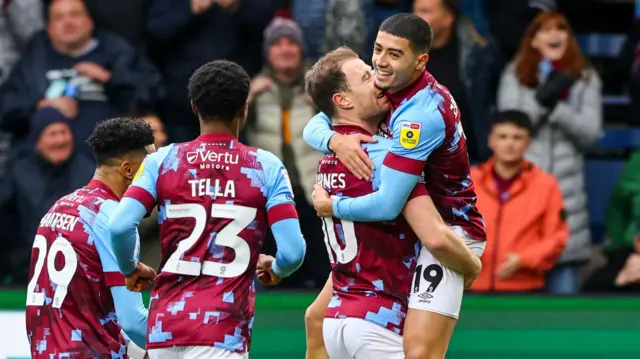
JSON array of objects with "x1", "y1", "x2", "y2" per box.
[{"x1": 400, "y1": 122, "x2": 421, "y2": 149}]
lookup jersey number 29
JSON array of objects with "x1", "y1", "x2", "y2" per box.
[
  {"x1": 163, "y1": 203, "x2": 256, "y2": 278},
  {"x1": 26, "y1": 235, "x2": 78, "y2": 308},
  {"x1": 322, "y1": 217, "x2": 358, "y2": 264}
]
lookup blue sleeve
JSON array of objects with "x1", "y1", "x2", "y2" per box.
[
  {"x1": 110, "y1": 286, "x2": 148, "y2": 348},
  {"x1": 388, "y1": 100, "x2": 446, "y2": 164},
  {"x1": 302, "y1": 112, "x2": 335, "y2": 153},
  {"x1": 332, "y1": 140, "x2": 421, "y2": 222},
  {"x1": 129, "y1": 145, "x2": 174, "y2": 201},
  {"x1": 270, "y1": 218, "x2": 306, "y2": 278},
  {"x1": 95, "y1": 201, "x2": 141, "y2": 276},
  {"x1": 258, "y1": 149, "x2": 306, "y2": 277},
  {"x1": 108, "y1": 198, "x2": 147, "y2": 276}
]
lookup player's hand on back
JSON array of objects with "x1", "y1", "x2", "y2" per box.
[
  {"x1": 125, "y1": 262, "x2": 157, "y2": 292},
  {"x1": 328, "y1": 133, "x2": 376, "y2": 180},
  {"x1": 256, "y1": 254, "x2": 282, "y2": 286},
  {"x1": 311, "y1": 184, "x2": 335, "y2": 217}
]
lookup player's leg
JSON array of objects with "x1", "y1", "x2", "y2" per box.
[
  {"x1": 182, "y1": 346, "x2": 248, "y2": 359},
  {"x1": 341, "y1": 318, "x2": 404, "y2": 359},
  {"x1": 148, "y1": 347, "x2": 183, "y2": 359},
  {"x1": 305, "y1": 275, "x2": 333, "y2": 359},
  {"x1": 404, "y1": 238, "x2": 486, "y2": 359}
]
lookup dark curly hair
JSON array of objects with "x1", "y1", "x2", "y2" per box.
[
  {"x1": 87, "y1": 117, "x2": 155, "y2": 165},
  {"x1": 188, "y1": 60, "x2": 250, "y2": 123}
]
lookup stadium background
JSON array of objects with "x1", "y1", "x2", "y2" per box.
[
  {"x1": 2, "y1": 0, "x2": 640, "y2": 358},
  {"x1": 1, "y1": 292, "x2": 639, "y2": 358}
]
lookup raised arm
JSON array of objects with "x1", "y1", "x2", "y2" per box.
[
  {"x1": 332, "y1": 106, "x2": 445, "y2": 221},
  {"x1": 260, "y1": 150, "x2": 306, "y2": 278}
]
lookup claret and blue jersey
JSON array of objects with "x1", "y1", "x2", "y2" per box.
[
  {"x1": 108, "y1": 133, "x2": 306, "y2": 353},
  {"x1": 26, "y1": 180, "x2": 148, "y2": 358},
  {"x1": 303, "y1": 71, "x2": 486, "y2": 241},
  {"x1": 318, "y1": 125, "x2": 428, "y2": 335}
]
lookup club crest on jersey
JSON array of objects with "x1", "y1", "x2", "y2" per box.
[{"x1": 400, "y1": 122, "x2": 421, "y2": 149}]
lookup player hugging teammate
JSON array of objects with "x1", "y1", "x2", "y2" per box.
[
  {"x1": 24, "y1": 12, "x2": 485, "y2": 359},
  {"x1": 303, "y1": 13, "x2": 486, "y2": 359}
]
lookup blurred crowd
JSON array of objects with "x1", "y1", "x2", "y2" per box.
[{"x1": 1, "y1": 0, "x2": 639, "y2": 295}]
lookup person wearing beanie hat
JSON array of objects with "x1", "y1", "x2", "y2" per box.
[
  {"x1": 0, "y1": 106, "x2": 94, "y2": 285},
  {"x1": 245, "y1": 17, "x2": 328, "y2": 291}
]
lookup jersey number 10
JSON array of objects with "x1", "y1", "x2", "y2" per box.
[
  {"x1": 26, "y1": 235, "x2": 78, "y2": 308},
  {"x1": 322, "y1": 217, "x2": 358, "y2": 264},
  {"x1": 163, "y1": 203, "x2": 256, "y2": 278}
]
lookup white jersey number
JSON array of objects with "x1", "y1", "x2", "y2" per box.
[
  {"x1": 322, "y1": 217, "x2": 358, "y2": 264},
  {"x1": 163, "y1": 203, "x2": 256, "y2": 278},
  {"x1": 26, "y1": 235, "x2": 78, "y2": 308}
]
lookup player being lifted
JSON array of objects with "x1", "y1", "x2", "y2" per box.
[
  {"x1": 26, "y1": 117, "x2": 157, "y2": 359},
  {"x1": 303, "y1": 47, "x2": 481, "y2": 359},
  {"x1": 108, "y1": 60, "x2": 307, "y2": 359},
  {"x1": 304, "y1": 14, "x2": 486, "y2": 359}
]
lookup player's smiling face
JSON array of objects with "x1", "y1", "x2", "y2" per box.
[
  {"x1": 372, "y1": 32, "x2": 427, "y2": 93},
  {"x1": 341, "y1": 58, "x2": 390, "y2": 119}
]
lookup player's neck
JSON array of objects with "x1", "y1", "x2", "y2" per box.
[
  {"x1": 333, "y1": 113, "x2": 377, "y2": 135},
  {"x1": 388, "y1": 70, "x2": 424, "y2": 94},
  {"x1": 200, "y1": 122, "x2": 238, "y2": 138},
  {"x1": 92, "y1": 168, "x2": 127, "y2": 199},
  {"x1": 493, "y1": 160, "x2": 523, "y2": 180}
]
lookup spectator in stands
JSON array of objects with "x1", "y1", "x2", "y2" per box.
[
  {"x1": 0, "y1": 0, "x2": 44, "y2": 178},
  {"x1": 413, "y1": 0, "x2": 502, "y2": 163},
  {"x1": 245, "y1": 18, "x2": 326, "y2": 288},
  {"x1": 584, "y1": 148, "x2": 640, "y2": 292},
  {"x1": 293, "y1": 0, "x2": 376, "y2": 63},
  {"x1": 0, "y1": 108, "x2": 93, "y2": 284},
  {"x1": 485, "y1": 0, "x2": 556, "y2": 60},
  {"x1": 497, "y1": 11, "x2": 602, "y2": 294},
  {"x1": 0, "y1": 0, "x2": 162, "y2": 160},
  {"x1": 147, "y1": 0, "x2": 273, "y2": 143},
  {"x1": 470, "y1": 110, "x2": 568, "y2": 293}
]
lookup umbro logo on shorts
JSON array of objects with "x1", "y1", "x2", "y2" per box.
[{"x1": 418, "y1": 292, "x2": 434, "y2": 300}]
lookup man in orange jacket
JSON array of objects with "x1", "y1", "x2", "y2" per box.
[{"x1": 470, "y1": 110, "x2": 569, "y2": 292}]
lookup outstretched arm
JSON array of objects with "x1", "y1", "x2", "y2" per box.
[
  {"x1": 332, "y1": 106, "x2": 445, "y2": 221},
  {"x1": 303, "y1": 112, "x2": 335, "y2": 153},
  {"x1": 303, "y1": 112, "x2": 376, "y2": 180}
]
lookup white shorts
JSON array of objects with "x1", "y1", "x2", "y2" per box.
[
  {"x1": 323, "y1": 317, "x2": 404, "y2": 359},
  {"x1": 148, "y1": 346, "x2": 248, "y2": 359},
  {"x1": 408, "y1": 228, "x2": 486, "y2": 319}
]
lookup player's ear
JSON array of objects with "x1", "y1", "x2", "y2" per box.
[
  {"x1": 416, "y1": 53, "x2": 428, "y2": 71},
  {"x1": 120, "y1": 160, "x2": 135, "y2": 181},
  {"x1": 332, "y1": 92, "x2": 352, "y2": 110},
  {"x1": 191, "y1": 101, "x2": 199, "y2": 116},
  {"x1": 238, "y1": 100, "x2": 248, "y2": 120}
]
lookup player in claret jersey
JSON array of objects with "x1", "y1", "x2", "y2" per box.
[
  {"x1": 304, "y1": 14, "x2": 486, "y2": 359},
  {"x1": 26, "y1": 117, "x2": 157, "y2": 359},
  {"x1": 108, "y1": 60, "x2": 307, "y2": 359},
  {"x1": 303, "y1": 47, "x2": 481, "y2": 359}
]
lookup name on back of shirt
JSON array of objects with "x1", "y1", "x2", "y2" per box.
[{"x1": 39, "y1": 212, "x2": 79, "y2": 232}]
